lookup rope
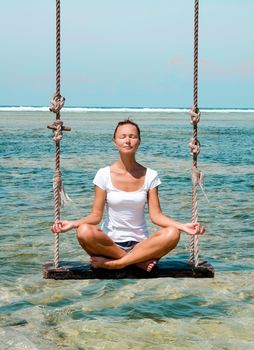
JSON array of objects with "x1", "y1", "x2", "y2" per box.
[
  {"x1": 193, "y1": 0, "x2": 199, "y2": 109},
  {"x1": 48, "y1": 0, "x2": 70, "y2": 268},
  {"x1": 189, "y1": 0, "x2": 201, "y2": 267}
]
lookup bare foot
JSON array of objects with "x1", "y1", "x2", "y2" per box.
[
  {"x1": 90, "y1": 256, "x2": 121, "y2": 269},
  {"x1": 90, "y1": 256, "x2": 157, "y2": 272},
  {"x1": 135, "y1": 260, "x2": 157, "y2": 272}
]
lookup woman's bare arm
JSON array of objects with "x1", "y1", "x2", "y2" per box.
[
  {"x1": 147, "y1": 187, "x2": 205, "y2": 235},
  {"x1": 51, "y1": 186, "x2": 106, "y2": 233}
]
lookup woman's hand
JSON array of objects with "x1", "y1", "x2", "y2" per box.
[
  {"x1": 181, "y1": 223, "x2": 205, "y2": 236},
  {"x1": 51, "y1": 220, "x2": 76, "y2": 234}
]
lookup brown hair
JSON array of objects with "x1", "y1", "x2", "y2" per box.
[{"x1": 113, "y1": 118, "x2": 141, "y2": 140}]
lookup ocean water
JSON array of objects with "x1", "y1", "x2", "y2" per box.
[{"x1": 0, "y1": 109, "x2": 253, "y2": 349}]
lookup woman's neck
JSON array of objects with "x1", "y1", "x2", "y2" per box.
[{"x1": 115, "y1": 155, "x2": 138, "y2": 172}]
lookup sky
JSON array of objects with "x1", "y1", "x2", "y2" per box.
[{"x1": 0, "y1": 0, "x2": 254, "y2": 108}]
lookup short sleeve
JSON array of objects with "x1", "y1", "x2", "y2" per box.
[
  {"x1": 147, "y1": 168, "x2": 161, "y2": 190},
  {"x1": 93, "y1": 167, "x2": 108, "y2": 191}
]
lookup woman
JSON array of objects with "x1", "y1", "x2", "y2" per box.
[{"x1": 51, "y1": 119, "x2": 205, "y2": 272}]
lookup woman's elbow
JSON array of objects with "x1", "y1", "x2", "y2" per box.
[
  {"x1": 150, "y1": 212, "x2": 162, "y2": 225},
  {"x1": 92, "y1": 212, "x2": 103, "y2": 225},
  {"x1": 149, "y1": 210, "x2": 164, "y2": 226},
  {"x1": 95, "y1": 218, "x2": 102, "y2": 225}
]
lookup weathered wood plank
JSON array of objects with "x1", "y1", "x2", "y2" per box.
[{"x1": 42, "y1": 260, "x2": 214, "y2": 279}]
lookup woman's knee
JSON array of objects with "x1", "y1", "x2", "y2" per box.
[
  {"x1": 160, "y1": 226, "x2": 181, "y2": 247},
  {"x1": 77, "y1": 223, "x2": 96, "y2": 244}
]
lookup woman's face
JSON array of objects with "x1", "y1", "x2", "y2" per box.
[{"x1": 113, "y1": 124, "x2": 140, "y2": 154}]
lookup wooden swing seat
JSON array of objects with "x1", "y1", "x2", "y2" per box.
[
  {"x1": 44, "y1": 1, "x2": 214, "y2": 281},
  {"x1": 42, "y1": 259, "x2": 214, "y2": 279}
]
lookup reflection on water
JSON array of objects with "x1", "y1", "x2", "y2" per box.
[{"x1": 0, "y1": 111, "x2": 254, "y2": 349}]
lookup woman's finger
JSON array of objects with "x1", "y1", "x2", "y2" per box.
[
  {"x1": 200, "y1": 226, "x2": 206, "y2": 234},
  {"x1": 51, "y1": 223, "x2": 62, "y2": 233},
  {"x1": 194, "y1": 224, "x2": 200, "y2": 234}
]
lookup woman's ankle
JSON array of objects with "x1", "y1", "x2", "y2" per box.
[{"x1": 109, "y1": 259, "x2": 125, "y2": 269}]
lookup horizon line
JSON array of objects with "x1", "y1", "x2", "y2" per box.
[{"x1": 0, "y1": 105, "x2": 254, "y2": 113}]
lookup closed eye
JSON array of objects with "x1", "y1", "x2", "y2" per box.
[{"x1": 119, "y1": 134, "x2": 138, "y2": 139}]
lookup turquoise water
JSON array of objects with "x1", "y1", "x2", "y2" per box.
[{"x1": 0, "y1": 110, "x2": 253, "y2": 349}]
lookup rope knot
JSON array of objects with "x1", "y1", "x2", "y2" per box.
[
  {"x1": 49, "y1": 93, "x2": 65, "y2": 114},
  {"x1": 188, "y1": 137, "x2": 201, "y2": 156},
  {"x1": 53, "y1": 170, "x2": 72, "y2": 207},
  {"x1": 192, "y1": 167, "x2": 203, "y2": 188},
  {"x1": 189, "y1": 106, "x2": 201, "y2": 125},
  {"x1": 53, "y1": 120, "x2": 63, "y2": 142},
  {"x1": 192, "y1": 166, "x2": 209, "y2": 203}
]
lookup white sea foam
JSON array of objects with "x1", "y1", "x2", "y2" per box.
[
  {"x1": 0, "y1": 106, "x2": 189, "y2": 113},
  {"x1": 0, "y1": 106, "x2": 253, "y2": 113},
  {"x1": 0, "y1": 106, "x2": 50, "y2": 112},
  {"x1": 202, "y1": 108, "x2": 254, "y2": 113}
]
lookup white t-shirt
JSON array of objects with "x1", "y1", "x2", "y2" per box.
[{"x1": 93, "y1": 166, "x2": 161, "y2": 243}]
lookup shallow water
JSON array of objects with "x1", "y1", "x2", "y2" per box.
[{"x1": 0, "y1": 111, "x2": 254, "y2": 349}]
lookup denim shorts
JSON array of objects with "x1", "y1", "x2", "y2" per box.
[{"x1": 115, "y1": 240, "x2": 139, "y2": 253}]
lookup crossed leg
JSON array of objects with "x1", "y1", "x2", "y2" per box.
[
  {"x1": 77, "y1": 224, "x2": 180, "y2": 271},
  {"x1": 76, "y1": 224, "x2": 156, "y2": 271}
]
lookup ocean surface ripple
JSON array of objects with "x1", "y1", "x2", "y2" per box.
[{"x1": 0, "y1": 110, "x2": 253, "y2": 349}]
